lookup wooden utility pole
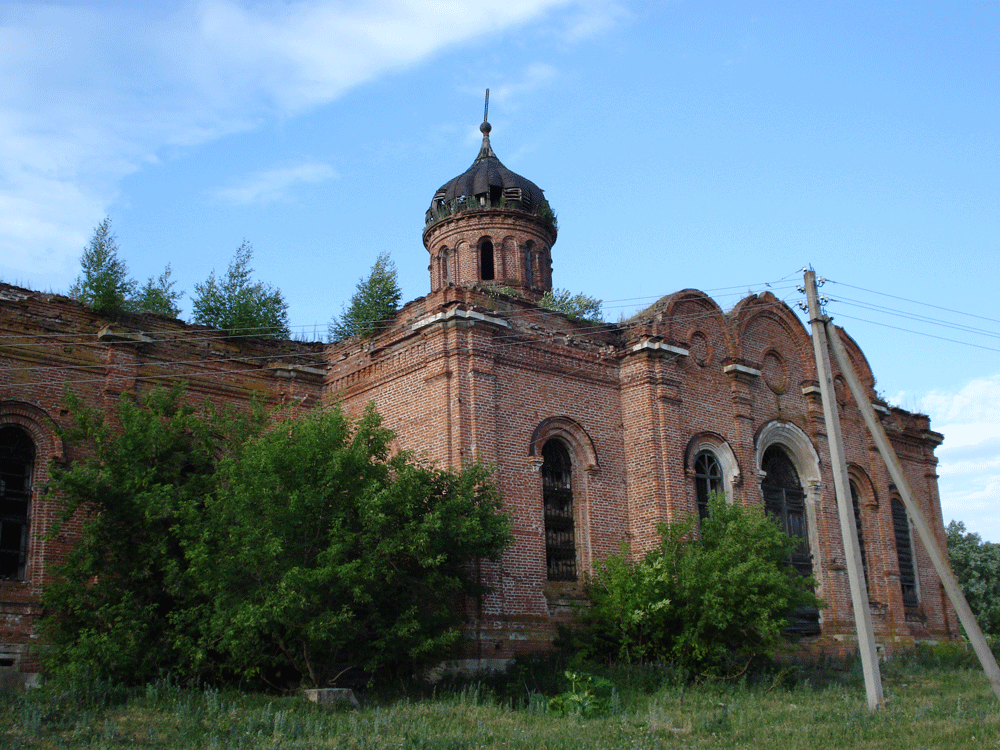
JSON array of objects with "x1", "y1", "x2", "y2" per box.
[
  {"x1": 822, "y1": 306, "x2": 1000, "y2": 701},
  {"x1": 804, "y1": 270, "x2": 884, "y2": 710}
]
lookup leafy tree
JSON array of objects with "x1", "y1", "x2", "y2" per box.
[
  {"x1": 192, "y1": 241, "x2": 290, "y2": 338},
  {"x1": 577, "y1": 494, "x2": 819, "y2": 676},
  {"x1": 540, "y1": 288, "x2": 603, "y2": 323},
  {"x1": 195, "y1": 404, "x2": 511, "y2": 686},
  {"x1": 136, "y1": 264, "x2": 184, "y2": 318},
  {"x1": 68, "y1": 218, "x2": 138, "y2": 317},
  {"x1": 42, "y1": 389, "x2": 509, "y2": 687},
  {"x1": 947, "y1": 520, "x2": 1000, "y2": 639},
  {"x1": 41, "y1": 387, "x2": 251, "y2": 682},
  {"x1": 329, "y1": 252, "x2": 402, "y2": 341}
]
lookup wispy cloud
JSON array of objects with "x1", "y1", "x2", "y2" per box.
[
  {"x1": 0, "y1": 0, "x2": 582, "y2": 287},
  {"x1": 214, "y1": 163, "x2": 337, "y2": 205},
  {"x1": 918, "y1": 374, "x2": 1000, "y2": 541}
]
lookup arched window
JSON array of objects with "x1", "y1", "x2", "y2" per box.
[
  {"x1": 441, "y1": 246, "x2": 451, "y2": 284},
  {"x1": 0, "y1": 426, "x2": 33, "y2": 580},
  {"x1": 761, "y1": 446, "x2": 811, "y2": 578},
  {"x1": 693, "y1": 450, "x2": 723, "y2": 521},
  {"x1": 761, "y1": 445, "x2": 817, "y2": 633},
  {"x1": 849, "y1": 481, "x2": 869, "y2": 588},
  {"x1": 524, "y1": 241, "x2": 534, "y2": 286},
  {"x1": 542, "y1": 439, "x2": 576, "y2": 581},
  {"x1": 891, "y1": 497, "x2": 919, "y2": 606},
  {"x1": 480, "y1": 239, "x2": 495, "y2": 281}
]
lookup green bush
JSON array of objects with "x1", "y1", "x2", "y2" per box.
[
  {"x1": 42, "y1": 389, "x2": 511, "y2": 688},
  {"x1": 575, "y1": 494, "x2": 820, "y2": 677}
]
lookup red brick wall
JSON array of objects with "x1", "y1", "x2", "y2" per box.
[
  {"x1": 1, "y1": 274, "x2": 958, "y2": 683},
  {"x1": 326, "y1": 286, "x2": 957, "y2": 665},
  {"x1": 0, "y1": 284, "x2": 324, "y2": 683}
]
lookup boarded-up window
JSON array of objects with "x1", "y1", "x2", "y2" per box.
[
  {"x1": 542, "y1": 440, "x2": 576, "y2": 581},
  {"x1": 0, "y1": 426, "x2": 33, "y2": 580},
  {"x1": 892, "y1": 497, "x2": 919, "y2": 607}
]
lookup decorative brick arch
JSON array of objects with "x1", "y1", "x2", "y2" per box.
[
  {"x1": 684, "y1": 431, "x2": 741, "y2": 502},
  {"x1": 0, "y1": 401, "x2": 62, "y2": 464},
  {"x1": 754, "y1": 419, "x2": 820, "y2": 486},
  {"x1": 528, "y1": 416, "x2": 598, "y2": 472}
]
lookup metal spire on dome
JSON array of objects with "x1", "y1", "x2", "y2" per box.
[{"x1": 478, "y1": 88, "x2": 496, "y2": 159}]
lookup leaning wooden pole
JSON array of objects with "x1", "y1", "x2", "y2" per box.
[
  {"x1": 824, "y1": 309, "x2": 1000, "y2": 701},
  {"x1": 804, "y1": 270, "x2": 884, "y2": 710}
]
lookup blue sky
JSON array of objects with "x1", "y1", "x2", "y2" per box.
[{"x1": 2, "y1": 1, "x2": 998, "y2": 540}]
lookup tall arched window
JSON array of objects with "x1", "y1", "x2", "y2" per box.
[
  {"x1": 480, "y1": 239, "x2": 495, "y2": 281},
  {"x1": 524, "y1": 241, "x2": 534, "y2": 286},
  {"x1": 761, "y1": 445, "x2": 817, "y2": 632},
  {"x1": 441, "y1": 246, "x2": 451, "y2": 284},
  {"x1": 542, "y1": 439, "x2": 576, "y2": 581},
  {"x1": 891, "y1": 497, "x2": 919, "y2": 606},
  {"x1": 0, "y1": 426, "x2": 34, "y2": 580},
  {"x1": 693, "y1": 450, "x2": 722, "y2": 521},
  {"x1": 761, "y1": 446, "x2": 811, "y2": 578},
  {"x1": 849, "y1": 481, "x2": 869, "y2": 588}
]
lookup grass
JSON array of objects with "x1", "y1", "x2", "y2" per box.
[{"x1": 2, "y1": 651, "x2": 998, "y2": 749}]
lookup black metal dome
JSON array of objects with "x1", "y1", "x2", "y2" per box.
[{"x1": 425, "y1": 122, "x2": 552, "y2": 225}]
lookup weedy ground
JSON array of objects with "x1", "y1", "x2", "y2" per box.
[{"x1": 2, "y1": 647, "x2": 998, "y2": 749}]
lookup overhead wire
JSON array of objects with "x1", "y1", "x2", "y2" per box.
[{"x1": 8, "y1": 271, "x2": 995, "y2": 391}]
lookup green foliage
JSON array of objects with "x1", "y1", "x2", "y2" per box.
[
  {"x1": 69, "y1": 217, "x2": 183, "y2": 318},
  {"x1": 329, "y1": 252, "x2": 402, "y2": 341},
  {"x1": 577, "y1": 494, "x2": 820, "y2": 676},
  {"x1": 539, "y1": 288, "x2": 603, "y2": 323},
  {"x1": 547, "y1": 670, "x2": 615, "y2": 718},
  {"x1": 68, "y1": 218, "x2": 137, "y2": 317},
  {"x1": 42, "y1": 389, "x2": 510, "y2": 688},
  {"x1": 192, "y1": 240, "x2": 290, "y2": 338},
  {"x1": 5, "y1": 657, "x2": 999, "y2": 749},
  {"x1": 533, "y1": 201, "x2": 558, "y2": 230},
  {"x1": 41, "y1": 387, "x2": 247, "y2": 682},
  {"x1": 136, "y1": 264, "x2": 183, "y2": 318},
  {"x1": 946, "y1": 520, "x2": 1000, "y2": 638},
  {"x1": 195, "y1": 403, "x2": 511, "y2": 686}
]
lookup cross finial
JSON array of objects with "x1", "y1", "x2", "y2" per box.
[{"x1": 484, "y1": 89, "x2": 489, "y2": 124}]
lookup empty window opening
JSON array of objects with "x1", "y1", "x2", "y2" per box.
[
  {"x1": 542, "y1": 440, "x2": 576, "y2": 581},
  {"x1": 761, "y1": 445, "x2": 818, "y2": 633},
  {"x1": 480, "y1": 240, "x2": 495, "y2": 281},
  {"x1": 891, "y1": 497, "x2": 919, "y2": 606},
  {"x1": 0, "y1": 426, "x2": 33, "y2": 580},
  {"x1": 693, "y1": 450, "x2": 723, "y2": 521},
  {"x1": 524, "y1": 241, "x2": 534, "y2": 286}
]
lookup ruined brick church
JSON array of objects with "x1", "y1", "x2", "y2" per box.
[{"x1": 0, "y1": 118, "x2": 956, "y2": 687}]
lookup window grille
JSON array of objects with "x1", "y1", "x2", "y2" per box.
[
  {"x1": 542, "y1": 440, "x2": 576, "y2": 581},
  {"x1": 891, "y1": 497, "x2": 919, "y2": 607},
  {"x1": 0, "y1": 426, "x2": 33, "y2": 580},
  {"x1": 693, "y1": 450, "x2": 722, "y2": 521},
  {"x1": 761, "y1": 445, "x2": 818, "y2": 633},
  {"x1": 849, "y1": 481, "x2": 870, "y2": 588}
]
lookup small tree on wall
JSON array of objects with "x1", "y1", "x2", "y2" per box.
[
  {"x1": 192, "y1": 241, "x2": 290, "y2": 338},
  {"x1": 329, "y1": 252, "x2": 402, "y2": 341},
  {"x1": 69, "y1": 218, "x2": 137, "y2": 317},
  {"x1": 70, "y1": 217, "x2": 183, "y2": 318}
]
